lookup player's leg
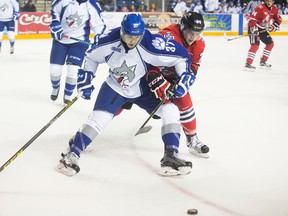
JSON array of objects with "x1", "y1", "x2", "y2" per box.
[
  {"x1": 172, "y1": 94, "x2": 209, "y2": 158},
  {"x1": 259, "y1": 32, "x2": 274, "y2": 68},
  {"x1": 6, "y1": 20, "x2": 16, "y2": 54},
  {"x1": 0, "y1": 22, "x2": 5, "y2": 52},
  {"x1": 56, "y1": 82, "x2": 128, "y2": 176},
  {"x1": 135, "y1": 92, "x2": 192, "y2": 176},
  {"x1": 244, "y1": 28, "x2": 260, "y2": 71},
  {"x1": 49, "y1": 40, "x2": 67, "y2": 101},
  {"x1": 64, "y1": 42, "x2": 89, "y2": 103}
]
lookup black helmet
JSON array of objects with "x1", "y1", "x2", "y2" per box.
[{"x1": 180, "y1": 12, "x2": 205, "y2": 32}]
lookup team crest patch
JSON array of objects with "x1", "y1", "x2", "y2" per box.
[
  {"x1": 152, "y1": 37, "x2": 166, "y2": 50},
  {"x1": 164, "y1": 32, "x2": 174, "y2": 40},
  {"x1": 66, "y1": 12, "x2": 83, "y2": 29},
  {"x1": 111, "y1": 60, "x2": 136, "y2": 88}
]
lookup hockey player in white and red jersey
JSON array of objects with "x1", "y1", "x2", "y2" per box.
[
  {"x1": 0, "y1": 0, "x2": 19, "y2": 54},
  {"x1": 49, "y1": 0, "x2": 106, "y2": 104},
  {"x1": 148, "y1": 12, "x2": 209, "y2": 158},
  {"x1": 244, "y1": 0, "x2": 282, "y2": 70},
  {"x1": 55, "y1": 14, "x2": 194, "y2": 177}
]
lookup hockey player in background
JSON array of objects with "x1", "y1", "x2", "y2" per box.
[
  {"x1": 55, "y1": 14, "x2": 194, "y2": 177},
  {"x1": 117, "y1": 12, "x2": 209, "y2": 158},
  {"x1": 49, "y1": 0, "x2": 106, "y2": 104},
  {"x1": 0, "y1": 0, "x2": 19, "y2": 54},
  {"x1": 244, "y1": 0, "x2": 282, "y2": 70}
]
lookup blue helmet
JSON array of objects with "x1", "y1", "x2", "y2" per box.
[{"x1": 121, "y1": 14, "x2": 145, "y2": 36}]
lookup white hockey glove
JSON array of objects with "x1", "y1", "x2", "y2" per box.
[
  {"x1": 49, "y1": 21, "x2": 64, "y2": 40},
  {"x1": 146, "y1": 69, "x2": 172, "y2": 101},
  {"x1": 268, "y1": 22, "x2": 280, "y2": 32},
  {"x1": 77, "y1": 69, "x2": 95, "y2": 100},
  {"x1": 173, "y1": 72, "x2": 196, "y2": 98}
]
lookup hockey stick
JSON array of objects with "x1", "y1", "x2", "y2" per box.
[
  {"x1": 63, "y1": 35, "x2": 92, "y2": 45},
  {"x1": 135, "y1": 99, "x2": 165, "y2": 136},
  {"x1": 135, "y1": 86, "x2": 175, "y2": 136},
  {"x1": 224, "y1": 30, "x2": 267, "y2": 41},
  {"x1": 0, "y1": 95, "x2": 78, "y2": 173}
]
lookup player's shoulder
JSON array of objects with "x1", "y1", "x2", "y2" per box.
[
  {"x1": 195, "y1": 37, "x2": 206, "y2": 48},
  {"x1": 98, "y1": 27, "x2": 120, "y2": 45},
  {"x1": 87, "y1": 0, "x2": 101, "y2": 9},
  {"x1": 271, "y1": 4, "x2": 279, "y2": 12},
  {"x1": 140, "y1": 30, "x2": 188, "y2": 56}
]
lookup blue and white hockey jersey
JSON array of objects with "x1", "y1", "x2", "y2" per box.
[
  {"x1": 0, "y1": 0, "x2": 19, "y2": 22},
  {"x1": 50, "y1": 0, "x2": 106, "y2": 44},
  {"x1": 83, "y1": 28, "x2": 191, "y2": 98}
]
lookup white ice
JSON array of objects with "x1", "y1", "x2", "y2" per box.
[{"x1": 0, "y1": 36, "x2": 288, "y2": 216}]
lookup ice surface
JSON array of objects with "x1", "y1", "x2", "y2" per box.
[{"x1": 0, "y1": 36, "x2": 288, "y2": 216}]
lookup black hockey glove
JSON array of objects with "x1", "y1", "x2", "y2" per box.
[
  {"x1": 268, "y1": 22, "x2": 280, "y2": 32},
  {"x1": 146, "y1": 68, "x2": 172, "y2": 101},
  {"x1": 250, "y1": 26, "x2": 259, "y2": 36}
]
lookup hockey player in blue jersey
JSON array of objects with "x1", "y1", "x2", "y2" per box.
[
  {"x1": 0, "y1": 0, "x2": 19, "y2": 54},
  {"x1": 55, "y1": 14, "x2": 195, "y2": 177},
  {"x1": 49, "y1": 0, "x2": 106, "y2": 104}
]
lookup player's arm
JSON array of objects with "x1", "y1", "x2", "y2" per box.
[
  {"x1": 88, "y1": 0, "x2": 107, "y2": 44},
  {"x1": 269, "y1": 7, "x2": 282, "y2": 32},
  {"x1": 189, "y1": 40, "x2": 205, "y2": 75}
]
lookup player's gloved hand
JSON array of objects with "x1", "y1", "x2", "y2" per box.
[
  {"x1": 146, "y1": 69, "x2": 172, "y2": 101},
  {"x1": 173, "y1": 72, "x2": 196, "y2": 98},
  {"x1": 268, "y1": 22, "x2": 280, "y2": 32},
  {"x1": 49, "y1": 21, "x2": 64, "y2": 40},
  {"x1": 13, "y1": 12, "x2": 19, "y2": 21},
  {"x1": 250, "y1": 26, "x2": 259, "y2": 35},
  {"x1": 77, "y1": 69, "x2": 95, "y2": 100}
]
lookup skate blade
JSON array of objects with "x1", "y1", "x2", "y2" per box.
[
  {"x1": 259, "y1": 66, "x2": 271, "y2": 70},
  {"x1": 158, "y1": 166, "x2": 191, "y2": 176},
  {"x1": 55, "y1": 163, "x2": 77, "y2": 177},
  {"x1": 243, "y1": 67, "x2": 256, "y2": 72},
  {"x1": 189, "y1": 149, "x2": 209, "y2": 158}
]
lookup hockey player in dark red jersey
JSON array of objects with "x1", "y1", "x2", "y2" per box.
[
  {"x1": 244, "y1": 0, "x2": 282, "y2": 70},
  {"x1": 145, "y1": 12, "x2": 209, "y2": 158}
]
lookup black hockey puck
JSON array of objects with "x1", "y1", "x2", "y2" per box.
[{"x1": 187, "y1": 208, "x2": 198, "y2": 215}]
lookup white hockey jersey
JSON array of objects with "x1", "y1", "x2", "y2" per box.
[
  {"x1": 83, "y1": 28, "x2": 191, "y2": 98},
  {"x1": 50, "y1": 0, "x2": 106, "y2": 44},
  {"x1": 0, "y1": 0, "x2": 19, "y2": 22}
]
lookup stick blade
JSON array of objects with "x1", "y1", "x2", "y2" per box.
[{"x1": 135, "y1": 126, "x2": 152, "y2": 136}]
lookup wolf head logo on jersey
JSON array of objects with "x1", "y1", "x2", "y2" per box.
[
  {"x1": 111, "y1": 60, "x2": 136, "y2": 88},
  {"x1": 66, "y1": 12, "x2": 83, "y2": 29}
]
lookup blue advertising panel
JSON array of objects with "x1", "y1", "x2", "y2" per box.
[{"x1": 203, "y1": 14, "x2": 232, "y2": 31}]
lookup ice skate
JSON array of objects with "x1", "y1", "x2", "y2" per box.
[
  {"x1": 243, "y1": 62, "x2": 256, "y2": 72},
  {"x1": 55, "y1": 151, "x2": 80, "y2": 176},
  {"x1": 259, "y1": 59, "x2": 271, "y2": 69},
  {"x1": 10, "y1": 46, "x2": 14, "y2": 54},
  {"x1": 50, "y1": 88, "x2": 60, "y2": 101},
  {"x1": 159, "y1": 150, "x2": 192, "y2": 176},
  {"x1": 187, "y1": 134, "x2": 209, "y2": 158},
  {"x1": 63, "y1": 94, "x2": 71, "y2": 104}
]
